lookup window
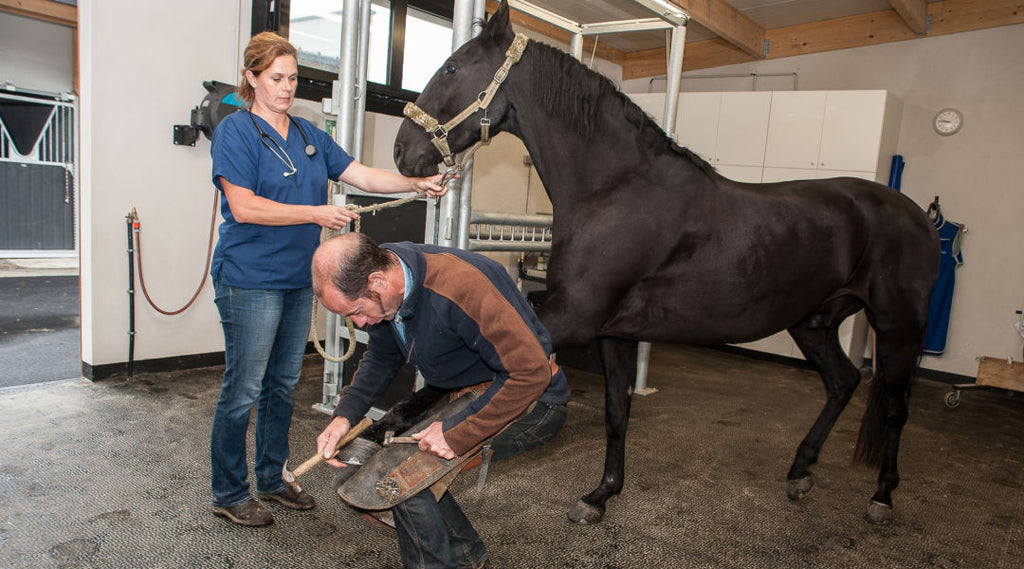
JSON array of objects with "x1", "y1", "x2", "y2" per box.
[{"x1": 253, "y1": 0, "x2": 454, "y2": 116}]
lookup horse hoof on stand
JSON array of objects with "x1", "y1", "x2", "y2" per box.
[
  {"x1": 786, "y1": 476, "x2": 814, "y2": 500},
  {"x1": 567, "y1": 500, "x2": 605, "y2": 525},
  {"x1": 865, "y1": 500, "x2": 893, "y2": 525}
]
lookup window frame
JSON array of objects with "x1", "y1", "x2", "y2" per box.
[{"x1": 252, "y1": 0, "x2": 454, "y2": 116}]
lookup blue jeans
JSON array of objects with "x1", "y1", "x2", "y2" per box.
[
  {"x1": 210, "y1": 282, "x2": 313, "y2": 507},
  {"x1": 392, "y1": 401, "x2": 567, "y2": 569}
]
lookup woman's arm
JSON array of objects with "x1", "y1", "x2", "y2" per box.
[
  {"x1": 339, "y1": 161, "x2": 447, "y2": 198},
  {"x1": 219, "y1": 177, "x2": 358, "y2": 230}
]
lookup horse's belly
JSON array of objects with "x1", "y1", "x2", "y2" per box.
[{"x1": 599, "y1": 280, "x2": 826, "y2": 345}]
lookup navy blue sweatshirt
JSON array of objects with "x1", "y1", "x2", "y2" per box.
[{"x1": 333, "y1": 242, "x2": 570, "y2": 455}]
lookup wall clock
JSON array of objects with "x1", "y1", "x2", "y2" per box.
[{"x1": 933, "y1": 108, "x2": 963, "y2": 136}]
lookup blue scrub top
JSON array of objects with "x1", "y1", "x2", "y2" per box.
[{"x1": 210, "y1": 111, "x2": 354, "y2": 289}]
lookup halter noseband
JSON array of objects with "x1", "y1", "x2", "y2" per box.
[{"x1": 404, "y1": 33, "x2": 529, "y2": 182}]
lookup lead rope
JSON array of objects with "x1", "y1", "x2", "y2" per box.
[{"x1": 310, "y1": 188, "x2": 431, "y2": 363}]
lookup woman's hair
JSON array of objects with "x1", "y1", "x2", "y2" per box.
[{"x1": 238, "y1": 31, "x2": 298, "y2": 104}]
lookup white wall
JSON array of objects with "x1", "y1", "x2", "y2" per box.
[
  {"x1": 622, "y1": 24, "x2": 1024, "y2": 378},
  {"x1": 79, "y1": 0, "x2": 250, "y2": 369},
  {"x1": 0, "y1": 12, "x2": 74, "y2": 94}
]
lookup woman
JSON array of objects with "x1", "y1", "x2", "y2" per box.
[{"x1": 209, "y1": 31, "x2": 446, "y2": 527}]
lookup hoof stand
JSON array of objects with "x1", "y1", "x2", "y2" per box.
[{"x1": 568, "y1": 500, "x2": 605, "y2": 525}]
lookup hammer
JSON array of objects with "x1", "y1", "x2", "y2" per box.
[
  {"x1": 383, "y1": 430, "x2": 419, "y2": 446},
  {"x1": 282, "y1": 415, "x2": 374, "y2": 491}
]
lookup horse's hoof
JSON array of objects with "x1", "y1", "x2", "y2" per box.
[
  {"x1": 786, "y1": 476, "x2": 814, "y2": 500},
  {"x1": 865, "y1": 500, "x2": 893, "y2": 525},
  {"x1": 567, "y1": 500, "x2": 605, "y2": 525}
]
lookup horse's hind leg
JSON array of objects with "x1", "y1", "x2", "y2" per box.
[
  {"x1": 855, "y1": 329, "x2": 920, "y2": 525},
  {"x1": 568, "y1": 336, "x2": 637, "y2": 525},
  {"x1": 786, "y1": 316, "x2": 863, "y2": 501}
]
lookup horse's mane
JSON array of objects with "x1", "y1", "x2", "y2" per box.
[{"x1": 527, "y1": 40, "x2": 714, "y2": 175}]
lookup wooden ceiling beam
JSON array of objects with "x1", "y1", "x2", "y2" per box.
[
  {"x1": 0, "y1": 0, "x2": 76, "y2": 28},
  {"x1": 888, "y1": 0, "x2": 928, "y2": 34},
  {"x1": 675, "y1": 0, "x2": 766, "y2": 58},
  {"x1": 622, "y1": 0, "x2": 1024, "y2": 80}
]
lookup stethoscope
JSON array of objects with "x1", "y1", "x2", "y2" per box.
[{"x1": 248, "y1": 110, "x2": 317, "y2": 177}]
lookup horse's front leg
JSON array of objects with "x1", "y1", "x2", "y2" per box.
[{"x1": 568, "y1": 336, "x2": 637, "y2": 524}]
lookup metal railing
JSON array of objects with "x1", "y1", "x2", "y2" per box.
[{"x1": 467, "y1": 210, "x2": 552, "y2": 252}]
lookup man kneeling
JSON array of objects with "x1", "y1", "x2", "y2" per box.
[{"x1": 313, "y1": 233, "x2": 570, "y2": 569}]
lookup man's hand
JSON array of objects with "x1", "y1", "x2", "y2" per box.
[
  {"x1": 413, "y1": 421, "x2": 456, "y2": 460},
  {"x1": 317, "y1": 416, "x2": 352, "y2": 468}
]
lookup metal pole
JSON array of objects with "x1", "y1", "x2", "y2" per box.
[
  {"x1": 660, "y1": 23, "x2": 687, "y2": 141},
  {"x1": 569, "y1": 32, "x2": 584, "y2": 60},
  {"x1": 635, "y1": 23, "x2": 686, "y2": 397},
  {"x1": 334, "y1": 0, "x2": 360, "y2": 152},
  {"x1": 352, "y1": 0, "x2": 372, "y2": 163},
  {"x1": 322, "y1": 0, "x2": 363, "y2": 410},
  {"x1": 442, "y1": 0, "x2": 476, "y2": 248},
  {"x1": 455, "y1": 0, "x2": 487, "y2": 250}
]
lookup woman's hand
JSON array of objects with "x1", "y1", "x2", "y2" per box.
[
  {"x1": 310, "y1": 205, "x2": 359, "y2": 230},
  {"x1": 414, "y1": 174, "x2": 450, "y2": 199}
]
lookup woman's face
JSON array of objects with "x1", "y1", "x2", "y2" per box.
[{"x1": 247, "y1": 54, "x2": 298, "y2": 114}]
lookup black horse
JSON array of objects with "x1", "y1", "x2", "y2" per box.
[{"x1": 394, "y1": 1, "x2": 939, "y2": 526}]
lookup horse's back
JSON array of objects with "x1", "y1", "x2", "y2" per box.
[{"x1": 599, "y1": 174, "x2": 937, "y2": 344}]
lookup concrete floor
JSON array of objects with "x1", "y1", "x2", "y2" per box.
[{"x1": 1, "y1": 345, "x2": 1021, "y2": 568}]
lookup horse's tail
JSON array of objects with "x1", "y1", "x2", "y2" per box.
[
  {"x1": 853, "y1": 347, "x2": 919, "y2": 468},
  {"x1": 853, "y1": 366, "x2": 888, "y2": 468}
]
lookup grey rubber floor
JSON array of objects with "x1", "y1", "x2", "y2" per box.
[
  {"x1": 1, "y1": 345, "x2": 1021, "y2": 568},
  {"x1": 0, "y1": 275, "x2": 80, "y2": 388}
]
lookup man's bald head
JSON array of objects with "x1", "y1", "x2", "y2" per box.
[{"x1": 311, "y1": 232, "x2": 396, "y2": 302}]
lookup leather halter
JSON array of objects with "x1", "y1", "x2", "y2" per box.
[{"x1": 403, "y1": 33, "x2": 529, "y2": 182}]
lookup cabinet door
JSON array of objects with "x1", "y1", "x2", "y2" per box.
[
  {"x1": 675, "y1": 92, "x2": 721, "y2": 163},
  {"x1": 716, "y1": 91, "x2": 772, "y2": 167},
  {"x1": 818, "y1": 91, "x2": 887, "y2": 172},
  {"x1": 764, "y1": 91, "x2": 827, "y2": 169}
]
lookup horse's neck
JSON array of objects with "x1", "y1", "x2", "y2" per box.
[{"x1": 508, "y1": 86, "x2": 633, "y2": 207}]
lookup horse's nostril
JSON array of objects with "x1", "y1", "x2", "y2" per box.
[{"x1": 393, "y1": 142, "x2": 404, "y2": 164}]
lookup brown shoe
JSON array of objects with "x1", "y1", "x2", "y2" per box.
[
  {"x1": 212, "y1": 499, "x2": 274, "y2": 527},
  {"x1": 258, "y1": 486, "x2": 316, "y2": 510}
]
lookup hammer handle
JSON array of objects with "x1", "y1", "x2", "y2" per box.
[{"x1": 293, "y1": 416, "x2": 373, "y2": 478}]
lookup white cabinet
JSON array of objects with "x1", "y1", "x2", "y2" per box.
[
  {"x1": 716, "y1": 92, "x2": 772, "y2": 167},
  {"x1": 763, "y1": 90, "x2": 902, "y2": 184},
  {"x1": 675, "y1": 92, "x2": 721, "y2": 162},
  {"x1": 628, "y1": 91, "x2": 772, "y2": 174},
  {"x1": 763, "y1": 91, "x2": 827, "y2": 170}
]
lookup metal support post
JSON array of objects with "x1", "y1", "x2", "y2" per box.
[
  {"x1": 320, "y1": 0, "x2": 365, "y2": 413},
  {"x1": 635, "y1": 23, "x2": 685, "y2": 397},
  {"x1": 569, "y1": 32, "x2": 584, "y2": 60}
]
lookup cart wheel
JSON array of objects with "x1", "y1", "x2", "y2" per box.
[{"x1": 944, "y1": 389, "x2": 961, "y2": 409}]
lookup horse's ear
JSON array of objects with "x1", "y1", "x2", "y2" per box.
[{"x1": 482, "y1": 0, "x2": 514, "y2": 45}]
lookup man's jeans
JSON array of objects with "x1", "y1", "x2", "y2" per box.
[
  {"x1": 392, "y1": 401, "x2": 567, "y2": 568},
  {"x1": 210, "y1": 282, "x2": 313, "y2": 507}
]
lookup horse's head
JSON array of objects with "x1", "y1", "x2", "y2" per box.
[{"x1": 394, "y1": 0, "x2": 519, "y2": 178}]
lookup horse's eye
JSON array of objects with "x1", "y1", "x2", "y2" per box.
[{"x1": 444, "y1": 63, "x2": 458, "y2": 75}]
